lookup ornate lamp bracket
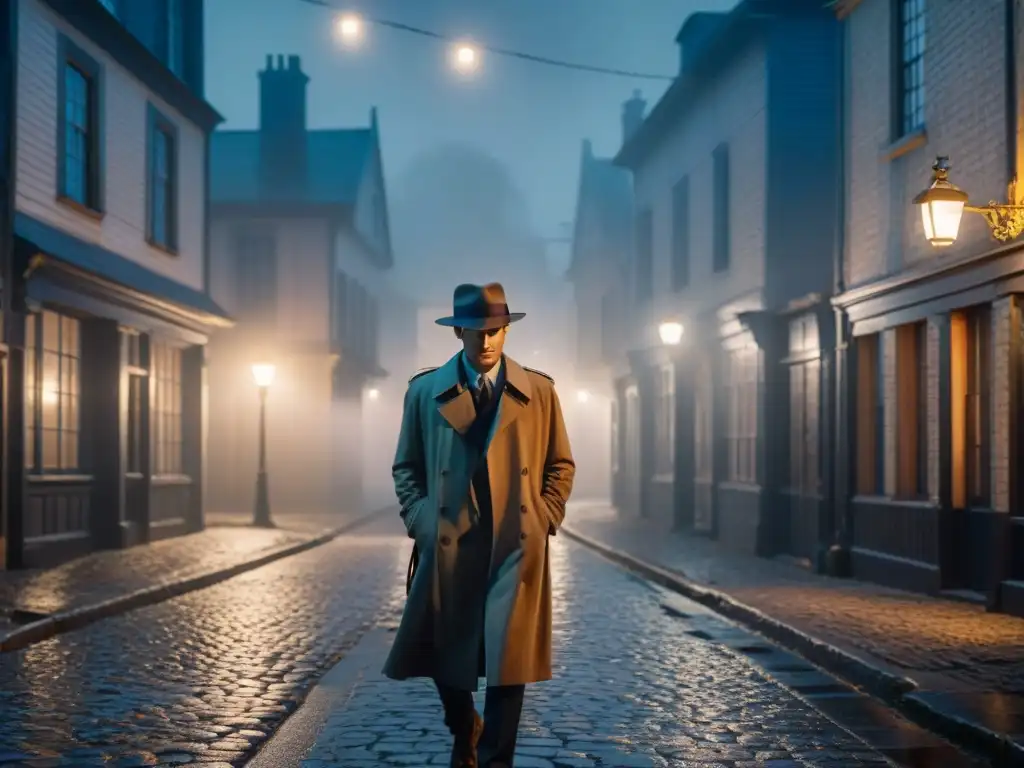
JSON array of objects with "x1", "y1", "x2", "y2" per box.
[{"x1": 968, "y1": 178, "x2": 1024, "y2": 242}]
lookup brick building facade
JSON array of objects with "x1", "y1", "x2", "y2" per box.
[
  {"x1": 833, "y1": 0, "x2": 1024, "y2": 614},
  {"x1": 604, "y1": 0, "x2": 842, "y2": 556}
]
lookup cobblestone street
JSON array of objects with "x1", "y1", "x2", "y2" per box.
[
  {"x1": 0, "y1": 514, "x2": 982, "y2": 767},
  {"x1": 258, "y1": 533, "x2": 972, "y2": 768},
  {"x1": 0, "y1": 516, "x2": 410, "y2": 766}
]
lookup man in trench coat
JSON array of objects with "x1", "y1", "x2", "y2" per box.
[{"x1": 383, "y1": 282, "x2": 576, "y2": 768}]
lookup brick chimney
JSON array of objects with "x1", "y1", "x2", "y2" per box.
[
  {"x1": 621, "y1": 90, "x2": 646, "y2": 146},
  {"x1": 258, "y1": 54, "x2": 309, "y2": 193}
]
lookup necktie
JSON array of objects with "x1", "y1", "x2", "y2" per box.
[{"x1": 476, "y1": 374, "x2": 492, "y2": 409}]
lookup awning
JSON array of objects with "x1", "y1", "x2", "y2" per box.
[{"x1": 15, "y1": 213, "x2": 232, "y2": 330}]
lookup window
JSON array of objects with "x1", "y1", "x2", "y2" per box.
[
  {"x1": 671, "y1": 175, "x2": 690, "y2": 291},
  {"x1": 151, "y1": 341, "x2": 183, "y2": 476},
  {"x1": 633, "y1": 208, "x2": 653, "y2": 303},
  {"x1": 951, "y1": 307, "x2": 991, "y2": 508},
  {"x1": 24, "y1": 311, "x2": 80, "y2": 472},
  {"x1": 712, "y1": 143, "x2": 730, "y2": 272},
  {"x1": 167, "y1": 0, "x2": 183, "y2": 77},
  {"x1": 896, "y1": 0, "x2": 926, "y2": 136},
  {"x1": 855, "y1": 334, "x2": 885, "y2": 495},
  {"x1": 653, "y1": 365, "x2": 675, "y2": 476},
  {"x1": 147, "y1": 106, "x2": 178, "y2": 251},
  {"x1": 726, "y1": 347, "x2": 758, "y2": 484},
  {"x1": 58, "y1": 38, "x2": 102, "y2": 212},
  {"x1": 125, "y1": 333, "x2": 146, "y2": 475},
  {"x1": 234, "y1": 230, "x2": 277, "y2": 325},
  {"x1": 895, "y1": 322, "x2": 927, "y2": 498}
]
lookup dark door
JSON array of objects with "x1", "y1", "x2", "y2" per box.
[{"x1": 693, "y1": 359, "x2": 714, "y2": 533}]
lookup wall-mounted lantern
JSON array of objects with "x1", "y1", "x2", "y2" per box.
[
  {"x1": 914, "y1": 156, "x2": 1024, "y2": 246},
  {"x1": 658, "y1": 320, "x2": 684, "y2": 346}
]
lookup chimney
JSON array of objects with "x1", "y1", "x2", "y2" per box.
[
  {"x1": 258, "y1": 53, "x2": 310, "y2": 193},
  {"x1": 621, "y1": 90, "x2": 646, "y2": 146},
  {"x1": 675, "y1": 12, "x2": 728, "y2": 74}
]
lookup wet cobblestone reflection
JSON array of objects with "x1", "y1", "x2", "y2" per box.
[
  {"x1": 0, "y1": 518, "x2": 408, "y2": 766},
  {"x1": 298, "y1": 536, "x2": 897, "y2": 767}
]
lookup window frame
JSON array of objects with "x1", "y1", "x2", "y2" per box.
[
  {"x1": 670, "y1": 175, "x2": 690, "y2": 291},
  {"x1": 150, "y1": 340, "x2": 184, "y2": 477},
  {"x1": 894, "y1": 0, "x2": 926, "y2": 138},
  {"x1": 146, "y1": 104, "x2": 179, "y2": 253},
  {"x1": 712, "y1": 142, "x2": 731, "y2": 273},
  {"x1": 633, "y1": 207, "x2": 654, "y2": 303},
  {"x1": 24, "y1": 310, "x2": 82, "y2": 474},
  {"x1": 56, "y1": 35, "x2": 104, "y2": 216}
]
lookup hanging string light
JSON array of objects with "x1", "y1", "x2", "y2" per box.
[{"x1": 298, "y1": 0, "x2": 675, "y2": 81}]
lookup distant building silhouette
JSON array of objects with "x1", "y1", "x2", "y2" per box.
[{"x1": 207, "y1": 54, "x2": 394, "y2": 519}]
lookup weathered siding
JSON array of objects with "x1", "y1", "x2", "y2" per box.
[{"x1": 15, "y1": 0, "x2": 205, "y2": 290}]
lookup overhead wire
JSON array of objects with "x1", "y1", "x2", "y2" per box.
[{"x1": 296, "y1": 0, "x2": 676, "y2": 81}]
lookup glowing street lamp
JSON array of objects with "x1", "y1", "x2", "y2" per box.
[
  {"x1": 914, "y1": 155, "x2": 1024, "y2": 246},
  {"x1": 576, "y1": 389, "x2": 590, "y2": 404},
  {"x1": 451, "y1": 42, "x2": 480, "y2": 75},
  {"x1": 335, "y1": 13, "x2": 364, "y2": 45},
  {"x1": 367, "y1": 387, "x2": 380, "y2": 401},
  {"x1": 251, "y1": 362, "x2": 276, "y2": 528},
  {"x1": 658, "y1": 320, "x2": 684, "y2": 346}
]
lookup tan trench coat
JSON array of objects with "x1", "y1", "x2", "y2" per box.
[{"x1": 382, "y1": 353, "x2": 575, "y2": 691}]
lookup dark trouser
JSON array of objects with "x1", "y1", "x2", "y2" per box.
[{"x1": 435, "y1": 680, "x2": 526, "y2": 766}]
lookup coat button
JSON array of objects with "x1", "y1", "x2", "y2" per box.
[
  {"x1": 440, "y1": 535, "x2": 451, "y2": 546},
  {"x1": 520, "y1": 505, "x2": 527, "y2": 514},
  {"x1": 520, "y1": 532, "x2": 527, "y2": 540},
  {"x1": 521, "y1": 468, "x2": 528, "y2": 476}
]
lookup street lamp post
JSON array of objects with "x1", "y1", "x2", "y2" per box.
[{"x1": 251, "y1": 363, "x2": 276, "y2": 528}]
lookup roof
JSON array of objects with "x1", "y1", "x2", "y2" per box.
[
  {"x1": 210, "y1": 128, "x2": 373, "y2": 206},
  {"x1": 615, "y1": 0, "x2": 829, "y2": 169},
  {"x1": 568, "y1": 141, "x2": 633, "y2": 278}
]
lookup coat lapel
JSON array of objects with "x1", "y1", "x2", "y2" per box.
[
  {"x1": 434, "y1": 353, "x2": 476, "y2": 435},
  {"x1": 489, "y1": 357, "x2": 531, "y2": 448}
]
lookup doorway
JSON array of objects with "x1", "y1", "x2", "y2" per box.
[{"x1": 948, "y1": 307, "x2": 994, "y2": 593}]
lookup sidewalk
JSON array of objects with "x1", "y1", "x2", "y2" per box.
[
  {"x1": 562, "y1": 503, "x2": 1024, "y2": 764},
  {"x1": 0, "y1": 508, "x2": 385, "y2": 650}
]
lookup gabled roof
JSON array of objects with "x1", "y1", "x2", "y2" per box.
[
  {"x1": 210, "y1": 128, "x2": 373, "y2": 206},
  {"x1": 568, "y1": 140, "x2": 633, "y2": 279}
]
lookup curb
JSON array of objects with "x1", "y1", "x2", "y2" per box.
[
  {"x1": 561, "y1": 523, "x2": 1024, "y2": 768},
  {"x1": 0, "y1": 507, "x2": 391, "y2": 654}
]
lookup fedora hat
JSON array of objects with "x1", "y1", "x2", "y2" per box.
[{"x1": 435, "y1": 282, "x2": 526, "y2": 330}]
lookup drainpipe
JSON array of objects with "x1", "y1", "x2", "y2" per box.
[{"x1": 826, "y1": 15, "x2": 852, "y2": 577}]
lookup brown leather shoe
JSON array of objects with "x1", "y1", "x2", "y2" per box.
[{"x1": 450, "y1": 709, "x2": 483, "y2": 767}]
